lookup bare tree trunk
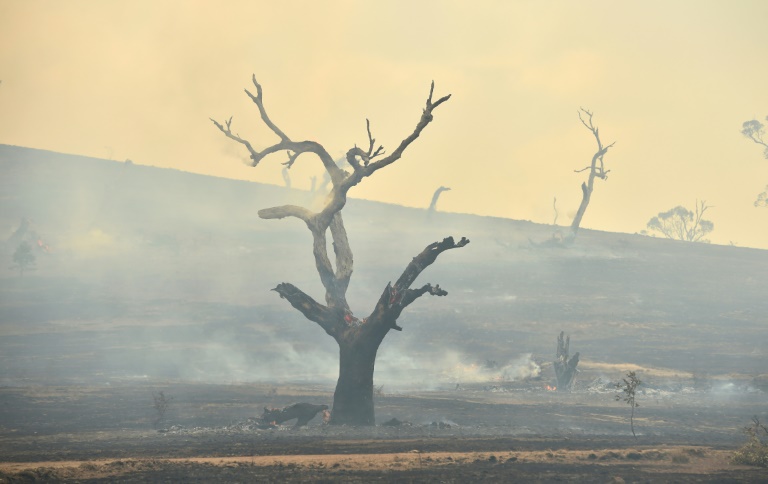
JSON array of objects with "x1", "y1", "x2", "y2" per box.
[
  {"x1": 332, "y1": 340, "x2": 379, "y2": 425},
  {"x1": 570, "y1": 182, "x2": 591, "y2": 234}
]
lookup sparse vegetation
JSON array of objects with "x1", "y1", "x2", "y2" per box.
[
  {"x1": 740, "y1": 117, "x2": 768, "y2": 207},
  {"x1": 645, "y1": 200, "x2": 714, "y2": 242},
  {"x1": 741, "y1": 116, "x2": 768, "y2": 159},
  {"x1": 615, "y1": 371, "x2": 641, "y2": 438},
  {"x1": 732, "y1": 416, "x2": 768, "y2": 467}
]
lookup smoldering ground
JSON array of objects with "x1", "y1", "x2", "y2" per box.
[{"x1": 1, "y1": 146, "x2": 766, "y2": 409}]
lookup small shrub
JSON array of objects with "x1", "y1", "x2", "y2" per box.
[
  {"x1": 732, "y1": 416, "x2": 768, "y2": 467},
  {"x1": 152, "y1": 391, "x2": 173, "y2": 428},
  {"x1": 615, "y1": 371, "x2": 642, "y2": 438}
]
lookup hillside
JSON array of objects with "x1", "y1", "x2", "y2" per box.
[{"x1": 1, "y1": 144, "x2": 766, "y2": 388}]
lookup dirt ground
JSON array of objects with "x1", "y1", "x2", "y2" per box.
[{"x1": 1, "y1": 376, "x2": 766, "y2": 482}]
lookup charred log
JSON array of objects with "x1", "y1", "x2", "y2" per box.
[{"x1": 260, "y1": 403, "x2": 329, "y2": 428}]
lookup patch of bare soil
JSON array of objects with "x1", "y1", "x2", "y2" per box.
[{"x1": 0, "y1": 447, "x2": 764, "y2": 482}]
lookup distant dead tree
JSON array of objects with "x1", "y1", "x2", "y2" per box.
[
  {"x1": 571, "y1": 109, "x2": 615, "y2": 236},
  {"x1": 427, "y1": 186, "x2": 451, "y2": 213},
  {"x1": 211, "y1": 76, "x2": 468, "y2": 426},
  {"x1": 741, "y1": 116, "x2": 768, "y2": 207},
  {"x1": 552, "y1": 197, "x2": 559, "y2": 226},
  {"x1": 645, "y1": 200, "x2": 714, "y2": 242},
  {"x1": 554, "y1": 331, "x2": 579, "y2": 392},
  {"x1": 281, "y1": 166, "x2": 291, "y2": 188}
]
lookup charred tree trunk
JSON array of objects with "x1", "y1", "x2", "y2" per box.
[
  {"x1": 570, "y1": 109, "x2": 614, "y2": 235},
  {"x1": 332, "y1": 340, "x2": 379, "y2": 425},
  {"x1": 212, "y1": 77, "x2": 466, "y2": 426},
  {"x1": 554, "y1": 331, "x2": 579, "y2": 391}
]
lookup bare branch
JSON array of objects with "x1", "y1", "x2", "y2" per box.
[
  {"x1": 212, "y1": 76, "x2": 346, "y2": 182},
  {"x1": 272, "y1": 283, "x2": 345, "y2": 337},
  {"x1": 244, "y1": 75, "x2": 290, "y2": 142},
  {"x1": 309, "y1": 226, "x2": 343, "y2": 308},
  {"x1": 393, "y1": 236, "x2": 469, "y2": 293},
  {"x1": 365, "y1": 119, "x2": 386, "y2": 162},
  {"x1": 258, "y1": 205, "x2": 313, "y2": 222},
  {"x1": 209, "y1": 116, "x2": 261, "y2": 165},
  {"x1": 281, "y1": 151, "x2": 302, "y2": 169},
  {"x1": 401, "y1": 283, "x2": 448, "y2": 307},
  {"x1": 330, "y1": 212, "x2": 353, "y2": 296},
  {"x1": 356, "y1": 82, "x2": 451, "y2": 177}
]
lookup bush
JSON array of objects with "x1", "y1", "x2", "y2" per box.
[{"x1": 732, "y1": 417, "x2": 768, "y2": 467}]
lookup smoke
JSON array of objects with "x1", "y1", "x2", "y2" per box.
[
  {"x1": 171, "y1": 339, "x2": 339, "y2": 384},
  {"x1": 374, "y1": 349, "x2": 540, "y2": 391}
]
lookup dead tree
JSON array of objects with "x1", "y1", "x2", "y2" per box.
[
  {"x1": 427, "y1": 186, "x2": 451, "y2": 212},
  {"x1": 554, "y1": 331, "x2": 579, "y2": 391},
  {"x1": 211, "y1": 76, "x2": 468, "y2": 426},
  {"x1": 571, "y1": 109, "x2": 615, "y2": 235},
  {"x1": 281, "y1": 166, "x2": 291, "y2": 188}
]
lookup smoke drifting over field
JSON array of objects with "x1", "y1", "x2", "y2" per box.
[{"x1": 1, "y1": 147, "x2": 767, "y2": 404}]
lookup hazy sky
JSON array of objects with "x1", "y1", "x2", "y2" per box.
[{"x1": 1, "y1": 1, "x2": 767, "y2": 248}]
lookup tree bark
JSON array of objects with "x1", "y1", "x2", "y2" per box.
[{"x1": 331, "y1": 339, "x2": 379, "y2": 425}]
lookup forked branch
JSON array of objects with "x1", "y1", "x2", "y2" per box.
[
  {"x1": 365, "y1": 236, "x2": 469, "y2": 335},
  {"x1": 213, "y1": 76, "x2": 453, "y2": 329},
  {"x1": 211, "y1": 75, "x2": 344, "y2": 181}
]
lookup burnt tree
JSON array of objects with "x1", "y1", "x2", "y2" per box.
[
  {"x1": 211, "y1": 76, "x2": 468, "y2": 426},
  {"x1": 428, "y1": 186, "x2": 451, "y2": 213},
  {"x1": 571, "y1": 109, "x2": 615, "y2": 235},
  {"x1": 554, "y1": 331, "x2": 579, "y2": 391}
]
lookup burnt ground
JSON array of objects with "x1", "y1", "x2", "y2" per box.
[
  {"x1": 0, "y1": 377, "x2": 766, "y2": 482},
  {"x1": 1, "y1": 148, "x2": 768, "y2": 481}
]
